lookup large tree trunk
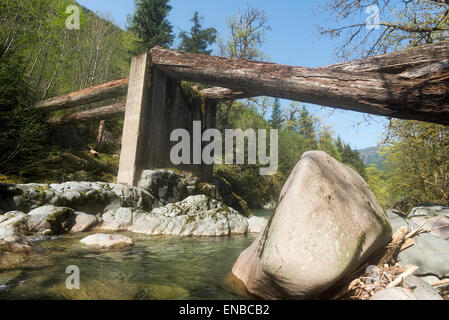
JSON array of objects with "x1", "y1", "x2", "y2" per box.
[{"x1": 149, "y1": 44, "x2": 449, "y2": 125}]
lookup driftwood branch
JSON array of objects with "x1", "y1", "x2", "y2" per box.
[{"x1": 386, "y1": 265, "x2": 419, "y2": 288}]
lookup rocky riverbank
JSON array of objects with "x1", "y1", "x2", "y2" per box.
[{"x1": 0, "y1": 169, "x2": 268, "y2": 270}]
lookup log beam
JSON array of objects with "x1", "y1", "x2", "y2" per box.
[
  {"x1": 321, "y1": 40, "x2": 449, "y2": 74},
  {"x1": 34, "y1": 78, "x2": 129, "y2": 112},
  {"x1": 149, "y1": 45, "x2": 449, "y2": 125},
  {"x1": 48, "y1": 102, "x2": 126, "y2": 125},
  {"x1": 34, "y1": 80, "x2": 249, "y2": 112}
]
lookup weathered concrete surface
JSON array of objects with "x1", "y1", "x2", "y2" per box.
[
  {"x1": 231, "y1": 151, "x2": 392, "y2": 300},
  {"x1": 117, "y1": 53, "x2": 151, "y2": 186}
]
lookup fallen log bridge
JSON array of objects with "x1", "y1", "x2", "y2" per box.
[{"x1": 37, "y1": 40, "x2": 449, "y2": 125}]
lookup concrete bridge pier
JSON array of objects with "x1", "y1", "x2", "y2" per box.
[{"x1": 117, "y1": 53, "x2": 216, "y2": 187}]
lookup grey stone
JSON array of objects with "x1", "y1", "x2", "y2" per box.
[
  {"x1": 26, "y1": 205, "x2": 75, "y2": 234},
  {"x1": 403, "y1": 276, "x2": 443, "y2": 300},
  {"x1": 70, "y1": 212, "x2": 100, "y2": 233},
  {"x1": 410, "y1": 215, "x2": 449, "y2": 240},
  {"x1": 247, "y1": 216, "x2": 268, "y2": 233},
  {"x1": 96, "y1": 207, "x2": 135, "y2": 231},
  {"x1": 0, "y1": 182, "x2": 155, "y2": 215},
  {"x1": 370, "y1": 287, "x2": 417, "y2": 300},
  {"x1": 388, "y1": 212, "x2": 449, "y2": 278},
  {"x1": 129, "y1": 195, "x2": 248, "y2": 237},
  {"x1": 409, "y1": 206, "x2": 449, "y2": 218},
  {"x1": 80, "y1": 233, "x2": 134, "y2": 249},
  {"x1": 231, "y1": 151, "x2": 392, "y2": 300}
]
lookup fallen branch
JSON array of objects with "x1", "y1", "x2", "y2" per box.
[
  {"x1": 386, "y1": 265, "x2": 419, "y2": 288},
  {"x1": 432, "y1": 279, "x2": 449, "y2": 287}
]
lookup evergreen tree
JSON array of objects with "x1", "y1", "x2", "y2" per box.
[
  {"x1": 128, "y1": 0, "x2": 174, "y2": 50},
  {"x1": 178, "y1": 12, "x2": 217, "y2": 55},
  {"x1": 269, "y1": 98, "x2": 283, "y2": 129},
  {"x1": 297, "y1": 107, "x2": 317, "y2": 140}
]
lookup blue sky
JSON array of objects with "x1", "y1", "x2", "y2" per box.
[{"x1": 77, "y1": 0, "x2": 388, "y2": 149}]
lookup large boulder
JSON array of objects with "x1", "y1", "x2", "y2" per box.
[
  {"x1": 138, "y1": 169, "x2": 194, "y2": 207},
  {"x1": 129, "y1": 195, "x2": 248, "y2": 237},
  {"x1": 138, "y1": 169, "x2": 252, "y2": 218},
  {"x1": 231, "y1": 151, "x2": 392, "y2": 300}
]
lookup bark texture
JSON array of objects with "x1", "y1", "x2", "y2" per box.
[{"x1": 149, "y1": 45, "x2": 449, "y2": 125}]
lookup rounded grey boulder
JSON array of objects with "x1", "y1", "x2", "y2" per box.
[{"x1": 231, "y1": 151, "x2": 392, "y2": 300}]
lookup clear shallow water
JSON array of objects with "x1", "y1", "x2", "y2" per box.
[
  {"x1": 0, "y1": 232, "x2": 257, "y2": 300},
  {"x1": 0, "y1": 209, "x2": 273, "y2": 300}
]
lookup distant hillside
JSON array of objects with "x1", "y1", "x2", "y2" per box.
[{"x1": 358, "y1": 147, "x2": 386, "y2": 170}]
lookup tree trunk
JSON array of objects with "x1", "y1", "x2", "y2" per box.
[
  {"x1": 96, "y1": 120, "x2": 106, "y2": 150},
  {"x1": 149, "y1": 44, "x2": 449, "y2": 125}
]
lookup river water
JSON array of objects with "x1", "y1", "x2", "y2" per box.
[{"x1": 0, "y1": 209, "x2": 273, "y2": 300}]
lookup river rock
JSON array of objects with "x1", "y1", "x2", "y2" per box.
[
  {"x1": 403, "y1": 276, "x2": 443, "y2": 300},
  {"x1": 0, "y1": 182, "x2": 155, "y2": 215},
  {"x1": 80, "y1": 234, "x2": 134, "y2": 248},
  {"x1": 407, "y1": 205, "x2": 449, "y2": 241},
  {"x1": 26, "y1": 205, "x2": 75, "y2": 234},
  {"x1": 138, "y1": 169, "x2": 192, "y2": 207},
  {"x1": 409, "y1": 205, "x2": 449, "y2": 218},
  {"x1": 96, "y1": 207, "x2": 136, "y2": 231},
  {"x1": 370, "y1": 287, "x2": 417, "y2": 300},
  {"x1": 138, "y1": 169, "x2": 252, "y2": 217},
  {"x1": 0, "y1": 212, "x2": 27, "y2": 239},
  {"x1": 129, "y1": 195, "x2": 248, "y2": 236},
  {"x1": 247, "y1": 216, "x2": 268, "y2": 233},
  {"x1": 70, "y1": 212, "x2": 101, "y2": 233},
  {"x1": 388, "y1": 211, "x2": 449, "y2": 278},
  {"x1": 231, "y1": 151, "x2": 392, "y2": 300}
]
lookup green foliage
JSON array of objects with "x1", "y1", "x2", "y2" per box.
[
  {"x1": 382, "y1": 120, "x2": 449, "y2": 209},
  {"x1": 0, "y1": 52, "x2": 49, "y2": 174},
  {"x1": 269, "y1": 98, "x2": 283, "y2": 129},
  {"x1": 216, "y1": 100, "x2": 367, "y2": 207},
  {"x1": 336, "y1": 137, "x2": 366, "y2": 178},
  {"x1": 178, "y1": 12, "x2": 217, "y2": 55},
  {"x1": 218, "y1": 6, "x2": 271, "y2": 61},
  {"x1": 296, "y1": 107, "x2": 318, "y2": 141},
  {"x1": 127, "y1": 0, "x2": 174, "y2": 50},
  {"x1": 365, "y1": 164, "x2": 393, "y2": 208},
  {"x1": 0, "y1": 0, "x2": 132, "y2": 182}
]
